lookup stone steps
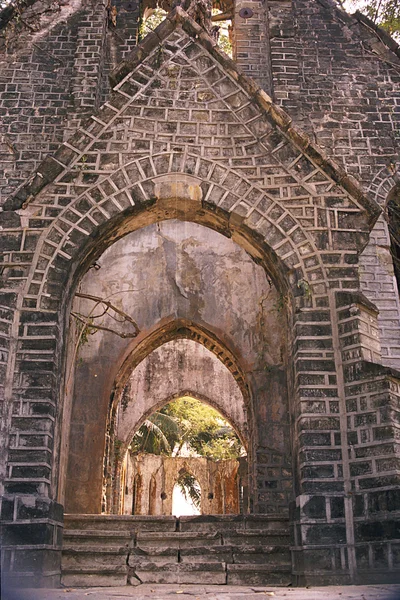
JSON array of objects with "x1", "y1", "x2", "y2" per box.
[
  {"x1": 64, "y1": 514, "x2": 176, "y2": 532},
  {"x1": 63, "y1": 529, "x2": 132, "y2": 548},
  {"x1": 132, "y1": 562, "x2": 227, "y2": 585},
  {"x1": 61, "y1": 514, "x2": 293, "y2": 587},
  {"x1": 135, "y1": 531, "x2": 223, "y2": 548}
]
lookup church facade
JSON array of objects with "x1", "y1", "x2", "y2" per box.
[{"x1": 0, "y1": 0, "x2": 399, "y2": 588}]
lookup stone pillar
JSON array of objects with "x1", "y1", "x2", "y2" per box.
[
  {"x1": 292, "y1": 291, "x2": 400, "y2": 584},
  {"x1": 0, "y1": 209, "x2": 66, "y2": 588},
  {"x1": 233, "y1": 0, "x2": 273, "y2": 94},
  {"x1": 337, "y1": 291, "x2": 400, "y2": 582},
  {"x1": 291, "y1": 297, "x2": 353, "y2": 585},
  {"x1": 1, "y1": 497, "x2": 64, "y2": 588},
  {"x1": 251, "y1": 367, "x2": 293, "y2": 515}
]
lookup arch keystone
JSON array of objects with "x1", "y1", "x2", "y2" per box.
[{"x1": 154, "y1": 174, "x2": 203, "y2": 203}]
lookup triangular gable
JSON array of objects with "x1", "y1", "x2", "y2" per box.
[{"x1": 4, "y1": 6, "x2": 381, "y2": 232}]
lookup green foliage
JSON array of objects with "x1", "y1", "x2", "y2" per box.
[
  {"x1": 217, "y1": 29, "x2": 232, "y2": 57},
  {"x1": 211, "y1": 8, "x2": 232, "y2": 58},
  {"x1": 130, "y1": 411, "x2": 181, "y2": 455},
  {"x1": 78, "y1": 316, "x2": 97, "y2": 347},
  {"x1": 365, "y1": 0, "x2": 400, "y2": 37},
  {"x1": 162, "y1": 396, "x2": 244, "y2": 459},
  {"x1": 129, "y1": 396, "x2": 244, "y2": 460},
  {"x1": 274, "y1": 293, "x2": 288, "y2": 313},
  {"x1": 200, "y1": 436, "x2": 244, "y2": 460},
  {"x1": 138, "y1": 7, "x2": 167, "y2": 41},
  {"x1": 344, "y1": 0, "x2": 400, "y2": 39},
  {"x1": 114, "y1": 438, "x2": 124, "y2": 459},
  {"x1": 137, "y1": 5, "x2": 233, "y2": 58},
  {"x1": 297, "y1": 279, "x2": 312, "y2": 300}
]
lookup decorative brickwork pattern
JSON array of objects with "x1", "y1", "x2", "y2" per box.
[
  {"x1": 283, "y1": 0, "x2": 400, "y2": 375},
  {"x1": 0, "y1": 0, "x2": 399, "y2": 588}
]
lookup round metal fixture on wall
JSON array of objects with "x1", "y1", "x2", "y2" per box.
[{"x1": 239, "y1": 7, "x2": 254, "y2": 18}]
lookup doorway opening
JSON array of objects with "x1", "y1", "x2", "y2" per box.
[
  {"x1": 62, "y1": 218, "x2": 291, "y2": 517},
  {"x1": 172, "y1": 470, "x2": 201, "y2": 516}
]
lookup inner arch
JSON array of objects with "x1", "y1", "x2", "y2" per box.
[
  {"x1": 108, "y1": 337, "x2": 248, "y2": 513},
  {"x1": 116, "y1": 338, "x2": 249, "y2": 451}
]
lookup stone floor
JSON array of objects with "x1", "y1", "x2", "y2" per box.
[{"x1": 3, "y1": 585, "x2": 400, "y2": 600}]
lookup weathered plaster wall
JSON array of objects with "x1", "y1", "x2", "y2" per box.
[
  {"x1": 66, "y1": 220, "x2": 288, "y2": 515},
  {"x1": 116, "y1": 339, "x2": 248, "y2": 446},
  {"x1": 73, "y1": 220, "x2": 284, "y2": 371},
  {"x1": 123, "y1": 452, "x2": 242, "y2": 516}
]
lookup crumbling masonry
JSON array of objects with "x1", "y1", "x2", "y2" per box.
[{"x1": 0, "y1": 0, "x2": 399, "y2": 589}]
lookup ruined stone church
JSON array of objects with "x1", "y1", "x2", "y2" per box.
[{"x1": 0, "y1": 0, "x2": 399, "y2": 589}]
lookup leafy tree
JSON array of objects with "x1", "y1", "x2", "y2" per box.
[
  {"x1": 200, "y1": 436, "x2": 244, "y2": 460},
  {"x1": 137, "y1": 4, "x2": 233, "y2": 57},
  {"x1": 138, "y1": 7, "x2": 167, "y2": 41},
  {"x1": 129, "y1": 396, "x2": 244, "y2": 460},
  {"x1": 343, "y1": 0, "x2": 400, "y2": 39},
  {"x1": 162, "y1": 396, "x2": 244, "y2": 459},
  {"x1": 128, "y1": 396, "x2": 244, "y2": 509}
]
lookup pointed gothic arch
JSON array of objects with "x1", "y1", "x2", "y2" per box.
[{"x1": 82, "y1": 324, "x2": 252, "y2": 515}]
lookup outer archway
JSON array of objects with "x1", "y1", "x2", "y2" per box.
[
  {"x1": 0, "y1": 7, "x2": 384, "y2": 586},
  {"x1": 62, "y1": 218, "x2": 290, "y2": 516}
]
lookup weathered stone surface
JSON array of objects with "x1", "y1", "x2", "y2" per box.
[
  {"x1": 61, "y1": 514, "x2": 292, "y2": 586},
  {"x1": 227, "y1": 564, "x2": 292, "y2": 586},
  {"x1": 0, "y1": 0, "x2": 399, "y2": 588},
  {"x1": 6, "y1": 583, "x2": 400, "y2": 600}
]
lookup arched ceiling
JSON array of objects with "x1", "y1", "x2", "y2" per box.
[
  {"x1": 73, "y1": 219, "x2": 286, "y2": 384},
  {"x1": 116, "y1": 338, "x2": 248, "y2": 447}
]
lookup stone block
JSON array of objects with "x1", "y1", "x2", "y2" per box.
[
  {"x1": 61, "y1": 567, "x2": 128, "y2": 588},
  {"x1": 64, "y1": 514, "x2": 177, "y2": 532},
  {"x1": 223, "y1": 530, "x2": 290, "y2": 546},
  {"x1": 62, "y1": 548, "x2": 127, "y2": 570},
  {"x1": 130, "y1": 546, "x2": 178, "y2": 566},
  {"x1": 179, "y1": 514, "x2": 244, "y2": 532},
  {"x1": 227, "y1": 563, "x2": 292, "y2": 586},
  {"x1": 134, "y1": 562, "x2": 226, "y2": 584},
  {"x1": 301, "y1": 495, "x2": 326, "y2": 519},
  {"x1": 232, "y1": 545, "x2": 291, "y2": 565},
  {"x1": 136, "y1": 531, "x2": 222, "y2": 549},
  {"x1": 180, "y1": 546, "x2": 233, "y2": 563}
]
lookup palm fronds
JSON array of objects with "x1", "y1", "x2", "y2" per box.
[{"x1": 130, "y1": 411, "x2": 181, "y2": 455}]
